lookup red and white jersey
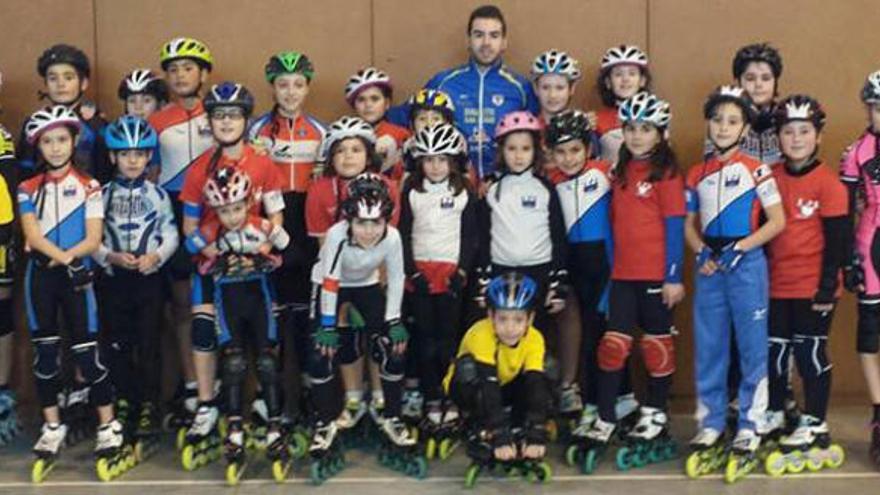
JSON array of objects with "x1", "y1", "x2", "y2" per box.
[
  {"x1": 149, "y1": 100, "x2": 214, "y2": 192},
  {"x1": 248, "y1": 111, "x2": 326, "y2": 193},
  {"x1": 18, "y1": 167, "x2": 103, "y2": 250}
]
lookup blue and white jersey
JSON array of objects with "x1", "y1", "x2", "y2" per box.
[
  {"x1": 18, "y1": 168, "x2": 103, "y2": 251},
  {"x1": 552, "y1": 161, "x2": 613, "y2": 244}
]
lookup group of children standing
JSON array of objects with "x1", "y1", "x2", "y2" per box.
[{"x1": 0, "y1": 25, "x2": 879, "y2": 488}]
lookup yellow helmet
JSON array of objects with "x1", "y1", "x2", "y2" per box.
[
  {"x1": 0, "y1": 127, "x2": 15, "y2": 159},
  {"x1": 160, "y1": 37, "x2": 213, "y2": 71}
]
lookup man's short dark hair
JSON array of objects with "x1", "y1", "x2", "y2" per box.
[{"x1": 467, "y1": 5, "x2": 506, "y2": 35}]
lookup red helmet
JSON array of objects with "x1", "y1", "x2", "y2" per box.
[{"x1": 203, "y1": 167, "x2": 252, "y2": 208}]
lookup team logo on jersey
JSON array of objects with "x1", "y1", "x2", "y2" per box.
[
  {"x1": 440, "y1": 196, "x2": 455, "y2": 209},
  {"x1": 636, "y1": 181, "x2": 653, "y2": 197},
  {"x1": 492, "y1": 94, "x2": 505, "y2": 107},
  {"x1": 521, "y1": 195, "x2": 537, "y2": 208},
  {"x1": 62, "y1": 184, "x2": 77, "y2": 197},
  {"x1": 796, "y1": 198, "x2": 820, "y2": 219},
  {"x1": 583, "y1": 177, "x2": 599, "y2": 193},
  {"x1": 754, "y1": 164, "x2": 771, "y2": 180},
  {"x1": 753, "y1": 308, "x2": 767, "y2": 321},
  {"x1": 244, "y1": 232, "x2": 260, "y2": 243},
  {"x1": 724, "y1": 173, "x2": 742, "y2": 188}
]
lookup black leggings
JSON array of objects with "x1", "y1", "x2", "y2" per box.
[{"x1": 407, "y1": 291, "x2": 462, "y2": 403}]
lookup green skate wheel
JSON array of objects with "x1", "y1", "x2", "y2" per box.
[
  {"x1": 826, "y1": 444, "x2": 845, "y2": 469},
  {"x1": 96, "y1": 458, "x2": 112, "y2": 482},
  {"x1": 583, "y1": 449, "x2": 598, "y2": 474},
  {"x1": 225, "y1": 463, "x2": 241, "y2": 486},
  {"x1": 176, "y1": 428, "x2": 186, "y2": 451},
  {"x1": 425, "y1": 438, "x2": 437, "y2": 460},
  {"x1": 648, "y1": 444, "x2": 664, "y2": 463},
  {"x1": 685, "y1": 452, "x2": 702, "y2": 479},
  {"x1": 290, "y1": 432, "x2": 309, "y2": 459},
  {"x1": 32, "y1": 458, "x2": 51, "y2": 484},
  {"x1": 181, "y1": 445, "x2": 196, "y2": 471},
  {"x1": 664, "y1": 441, "x2": 678, "y2": 460},
  {"x1": 310, "y1": 461, "x2": 325, "y2": 485},
  {"x1": 724, "y1": 457, "x2": 739, "y2": 484},
  {"x1": 535, "y1": 461, "x2": 552, "y2": 482},
  {"x1": 565, "y1": 445, "x2": 578, "y2": 466},
  {"x1": 272, "y1": 459, "x2": 288, "y2": 482},
  {"x1": 464, "y1": 464, "x2": 480, "y2": 488},
  {"x1": 409, "y1": 456, "x2": 428, "y2": 479},
  {"x1": 616, "y1": 447, "x2": 632, "y2": 471},
  {"x1": 631, "y1": 448, "x2": 648, "y2": 468},
  {"x1": 438, "y1": 438, "x2": 456, "y2": 460},
  {"x1": 788, "y1": 452, "x2": 806, "y2": 474},
  {"x1": 765, "y1": 451, "x2": 786, "y2": 477}
]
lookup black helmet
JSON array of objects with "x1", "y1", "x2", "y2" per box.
[
  {"x1": 545, "y1": 110, "x2": 593, "y2": 147},
  {"x1": 732, "y1": 43, "x2": 782, "y2": 79},
  {"x1": 703, "y1": 85, "x2": 757, "y2": 124},
  {"x1": 117, "y1": 69, "x2": 170, "y2": 103},
  {"x1": 773, "y1": 94, "x2": 826, "y2": 132},
  {"x1": 37, "y1": 44, "x2": 90, "y2": 79}
]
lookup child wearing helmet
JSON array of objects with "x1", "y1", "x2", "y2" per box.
[
  {"x1": 95, "y1": 116, "x2": 178, "y2": 448},
  {"x1": 761, "y1": 95, "x2": 849, "y2": 476},
  {"x1": 177, "y1": 82, "x2": 285, "y2": 461},
  {"x1": 118, "y1": 69, "x2": 169, "y2": 120},
  {"x1": 307, "y1": 173, "x2": 422, "y2": 480},
  {"x1": 443, "y1": 272, "x2": 551, "y2": 478},
  {"x1": 148, "y1": 37, "x2": 216, "y2": 423},
  {"x1": 17, "y1": 105, "x2": 125, "y2": 480},
  {"x1": 398, "y1": 123, "x2": 478, "y2": 440},
  {"x1": 594, "y1": 45, "x2": 652, "y2": 163},
  {"x1": 576, "y1": 92, "x2": 684, "y2": 472},
  {"x1": 0, "y1": 70, "x2": 17, "y2": 447},
  {"x1": 186, "y1": 166, "x2": 290, "y2": 480},
  {"x1": 345, "y1": 67, "x2": 411, "y2": 183},
  {"x1": 726, "y1": 43, "x2": 784, "y2": 164},
  {"x1": 531, "y1": 49, "x2": 582, "y2": 125},
  {"x1": 477, "y1": 111, "x2": 568, "y2": 350},
  {"x1": 543, "y1": 110, "x2": 613, "y2": 432},
  {"x1": 249, "y1": 51, "x2": 325, "y2": 429},
  {"x1": 18, "y1": 44, "x2": 109, "y2": 183},
  {"x1": 401, "y1": 89, "x2": 459, "y2": 175},
  {"x1": 841, "y1": 70, "x2": 880, "y2": 468},
  {"x1": 683, "y1": 86, "x2": 785, "y2": 481},
  {"x1": 306, "y1": 116, "x2": 400, "y2": 240}
]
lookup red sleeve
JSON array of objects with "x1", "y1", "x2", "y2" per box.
[
  {"x1": 306, "y1": 179, "x2": 332, "y2": 236},
  {"x1": 179, "y1": 159, "x2": 205, "y2": 205},
  {"x1": 658, "y1": 173, "x2": 687, "y2": 217},
  {"x1": 820, "y1": 166, "x2": 849, "y2": 217},
  {"x1": 385, "y1": 177, "x2": 401, "y2": 226}
]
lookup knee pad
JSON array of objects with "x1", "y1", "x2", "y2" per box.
[
  {"x1": 71, "y1": 342, "x2": 112, "y2": 406},
  {"x1": 543, "y1": 355, "x2": 561, "y2": 384},
  {"x1": 640, "y1": 334, "x2": 675, "y2": 377},
  {"x1": 768, "y1": 337, "x2": 792, "y2": 378},
  {"x1": 222, "y1": 349, "x2": 248, "y2": 387},
  {"x1": 256, "y1": 352, "x2": 279, "y2": 386},
  {"x1": 857, "y1": 301, "x2": 880, "y2": 354},
  {"x1": 0, "y1": 297, "x2": 12, "y2": 337},
  {"x1": 192, "y1": 312, "x2": 217, "y2": 352},
  {"x1": 337, "y1": 328, "x2": 361, "y2": 365},
  {"x1": 452, "y1": 354, "x2": 480, "y2": 388},
  {"x1": 597, "y1": 331, "x2": 633, "y2": 372},
  {"x1": 793, "y1": 334, "x2": 832, "y2": 379},
  {"x1": 369, "y1": 333, "x2": 404, "y2": 382},
  {"x1": 33, "y1": 336, "x2": 61, "y2": 380}
]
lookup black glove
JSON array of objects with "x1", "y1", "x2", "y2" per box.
[
  {"x1": 67, "y1": 259, "x2": 94, "y2": 290},
  {"x1": 812, "y1": 288, "x2": 836, "y2": 308},
  {"x1": 409, "y1": 273, "x2": 431, "y2": 295},
  {"x1": 447, "y1": 271, "x2": 465, "y2": 298},
  {"x1": 524, "y1": 423, "x2": 548, "y2": 448},
  {"x1": 490, "y1": 426, "x2": 514, "y2": 449},
  {"x1": 547, "y1": 269, "x2": 569, "y2": 305},
  {"x1": 844, "y1": 252, "x2": 865, "y2": 293},
  {"x1": 473, "y1": 266, "x2": 492, "y2": 306}
]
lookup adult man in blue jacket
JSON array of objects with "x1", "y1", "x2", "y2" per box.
[{"x1": 392, "y1": 5, "x2": 538, "y2": 179}]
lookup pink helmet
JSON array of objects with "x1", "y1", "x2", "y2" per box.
[{"x1": 494, "y1": 111, "x2": 542, "y2": 141}]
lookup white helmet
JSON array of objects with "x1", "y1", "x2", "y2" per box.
[
  {"x1": 345, "y1": 67, "x2": 392, "y2": 105},
  {"x1": 600, "y1": 45, "x2": 648, "y2": 70},
  {"x1": 862, "y1": 70, "x2": 880, "y2": 104},
  {"x1": 203, "y1": 167, "x2": 252, "y2": 208},
  {"x1": 411, "y1": 123, "x2": 467, "y2": 159},
  {"x1": 25, "y1": 105, "x2": 82, "y2": 144},
  {"x1": 319, "y1": 116, "x2": 376, "y2": 162},
  {"x1": 618, "y1": 92, "x2": 671, "y2": 129},
  {"x1": 531, "y1": 49, "x2": 581, "y2": 81}
]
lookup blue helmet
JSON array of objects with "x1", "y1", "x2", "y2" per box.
[
  {"x1": 104, "y1": 115, "x2": 158, "y2": 150},
  {"x1": 486, "y1": 272, "x2": 538, "y2": 310}
]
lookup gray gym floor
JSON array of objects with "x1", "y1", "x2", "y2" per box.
[{"x1": 0, "y1": 405, "x2": 877, "y2": 494}]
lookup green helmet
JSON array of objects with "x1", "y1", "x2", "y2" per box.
[{"x1": 265, "y1": 51, "x2": 314, "y2": 83}]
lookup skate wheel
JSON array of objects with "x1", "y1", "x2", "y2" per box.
[
  {"x1": 764, "y1": 451, "x2": 786, "y2": 477},
  {"x1": 464, "y1": 464, "x2": 480, "y2": 488},
  {"x1": 225, "y1": 463, "x2": 240, "y2": 486},
  {"x1": 565, "y1": 445, "x2": 578, "y2": 466},
  {"x1": 289, "y1": 432, "x2": 309, "y2": 459},
  {"x1": 615, "y1": 447, "x2": 632, "y2": 471},
  {"x1": 534, "y1": 461, "x2": 552, "y2": 483},
  {"x1": 546, "y1": 420, "x2": 559, "y2": 443},
  {"x1": 664, "y1": 441, "x2": 678, "y2": 460},
  {"x1": 685, "y1": 452, "x2": 702, "y2": 479},
  {"x1": 32, "y1": 458, "x2": 49, "y2": 484},
  {"x1": 175, "y1": 428, "x2": 186, "y2": 451},
  {"x1": 310, "y1": 461, "x2": 325, "y2": 486},
  {"x1": 272, "y1": 460, "x2": 288, "y2": 483},
  {"x1": 426, "y1": 438, "x2": 437, "y2": 460},
  {"x1": 788, "y1": 452, "x2": 806, "y2": 474},
  {"x1": 724, "y1": 457, "x2": 740, "y2": 484},
  {"x1": 408, "y1": 456, "x2": 428, "y2": 479},
  {"x1": 826, "y1": 444, "x2": 845, "y2": 469},
  {"x1": 438, "y1": 438, "x2": 456, "y2": 461},
  {"x1": 96, "y1": 458, "x2": 112, "y2": 482},
  {"x1": 648, "y1": 445, "x2": 665, "y2": 464},
  {"x1": 134, "y1": 442, "x2": 144, "y2": 463},
  {"x1": 631, "y1": 448, "x2": 648, "y2": 468},
  {"x1": 583, "y1": 449, "x2": 598, "y2": 474},
  {"x1": 218, "y1": 417, "x2": 228, "y2": 438},
  {"x1": 181, "y1": 445, "x2": 196, "y2": 471}
]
